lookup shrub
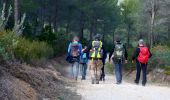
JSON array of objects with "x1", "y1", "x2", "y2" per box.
[
  {"x1": 0, "y1": 30, "x2": 54, "y2": 65},
  {"x1": 37, "y1": 25, "x2": 70, "y2": 56},
  {"x1": 149, "y1": 45, "x2": 170, "y2": 69},
  {"x1": 14, "y1": 38, "x2": 54, "y2": 63},
  {"x1": 0, "y1": 31, "x2": 18, "y2": 60}
]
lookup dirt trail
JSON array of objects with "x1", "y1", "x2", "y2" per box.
[{"x1": 76, "y1": 74, "x2": 170, "y2": 100}]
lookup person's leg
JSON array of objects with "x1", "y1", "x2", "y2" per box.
[
  {"x1": 71, "y1": 63, "x2": 74, "y2": 78},
  {"x1": 96, "y1": 60, "x2": 102, "y2": 84},
  {"x1": 80, "y1": 64, "x2": 83, "y2": 79},
  {"x1": 135, "y1": 60, "x2": 141, "y2": 84},
  {"x1": 114, "y1": 62, "x2": 121, "y2": 84},
  {"x1": 89, "y1": 60, "x2": 95, "y2": 84},
  {"x1": 81, "y1": 63, "x2": 86, "y2": 80},
  {"x1": 141, "y1": 64, "x2": 147, "y2": 86},
  {"x1": 100, "y1": 64, "x2": 105, "y2": 81},
  {"x1": 75, "y1": 62, "x2": 79, "y2": 80},
  {"x1": 119, "y1": 62, "x2": 123, "y2": 83},
  {"x1": 84, "y1": 63, "x2": 87, "y2": 79}
]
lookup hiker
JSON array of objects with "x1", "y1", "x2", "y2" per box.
[
  {"x1": 100, "y1": 45, "x2": 107, "y2": 81},
  {"x1": 109, "y1": 36, "x2": 128, "y2": 84},
  {"x1": 67, "y1": 36, "x2": 82, "y2": 80},
  {"x1": 80, "y1": 46, "x2": 88, "y2": 80},
  {"x1": 132, "y1": 39, "x2": 152, "y2": 86},
  {"x1": 83, "y1": 34, "x2": 105, "y2": 84}
]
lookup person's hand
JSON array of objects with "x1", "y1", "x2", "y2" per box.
[{"x1": 125, "y1": 60, "x2": 128, "y2": 64}]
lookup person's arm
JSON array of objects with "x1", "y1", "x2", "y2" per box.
[
  {"x1": 123, "y1": 45, "x2": 128, "y2": 60},
  {"x1": 79, "y1": 43, "x2": 83, "y2": 55},
  {"x1": 148, "y1": 49, "x2": 152, "y2": 58},
  {"x1": 83, "y1": 42, "x2": 92, "y2": 53},
  {"x1": 132, "y1": 48, "x2": 140, "y2": 61},
  {"x1": 67, "y1": 43, "x2": 71, "y2": 53}
]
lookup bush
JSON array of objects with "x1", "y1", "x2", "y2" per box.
[
  {"x1": 0, "y1": 31, "x2": 54, "y2": 65},
  {"x1": 14, "y1": 38, "x2": 54, "y2": 63},
  {"x1": 37, "y1": 25, "x2": 70, "y2": 56},
  {"x1": 0, "y1": 31, "x2": 18, "y2": 60},
  {"x1": 149, "y1": 45, "x2": 170, "y2": 69}
]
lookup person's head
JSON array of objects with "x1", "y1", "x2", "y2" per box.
[
  {"x1": 115, "y1": 35, "x2": 121, "y2": 42},
  {"x1": 84, "y1": 46, "x2": 87, "y2": 49},
  {"x1": 94, "y1": 34, "x2": 101, "y2": 41},
  {"x1": 138, "y1": 39, "x2": 144, "y2": 47},
  {"x1": 72, "y1": 36, "x2": 79, "y2": 42}
]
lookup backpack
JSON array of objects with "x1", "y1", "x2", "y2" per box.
[
  {"x1": 90, "y1": 41, "x2": 103, "y2": 59},
  {"x1": 137, "y1": 47, "x2": 150, "y2": 64},
  {"x1": 70, "y1": 42, "x2": 80, "y2": 57},
  {"x1": 113, "y1": 43, "x2": 124, "y2": 60},
  {"x1": 80, "y1": 53, "x2": 87, "y2": 64}
]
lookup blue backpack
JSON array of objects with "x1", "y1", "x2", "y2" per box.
[{"x1": 80, "y1": 53, "x2": 88, "y2": 64}]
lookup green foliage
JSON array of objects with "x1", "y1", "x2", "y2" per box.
[
  {"x1": 0, "y1": 31, "x2": 18, "y2": 60},
  {"x1": 14, "y1": 38, "x2": 54, "y2": 63},
  {"x1": 149, "y1": 45, "x2": 170, "y2": 69},
  {"x1": 0, "y1": 31, "x2": 54, "y2": 64},
  {"x1": 105, "y1": 63, "x2": 114, "y2": 74},
  {"x1": 37, "y1": 25, "x2": 70, "y2": 55}
]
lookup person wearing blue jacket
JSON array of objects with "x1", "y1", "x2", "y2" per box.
[{"x1": 67, "y1": 36, "x2": 82, "y2": 80}]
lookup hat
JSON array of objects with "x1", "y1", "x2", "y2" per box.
[
  {"x1": 73, "y1": 36, "x2": 79, "y2": 41},
  {"x1": 94, "y1": 34, "x2": 101, "y2": 41},
  {"x1": 138, "y1": 39, "x2": 144, "y2": 46}
]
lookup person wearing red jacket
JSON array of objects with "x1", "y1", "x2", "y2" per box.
[{"x1": 132, "y1": 39, "x2": 152, "y2": 86}]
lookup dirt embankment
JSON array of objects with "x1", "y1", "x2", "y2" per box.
[{"x1": 0, "y1": 58, "x2": 81, "y2": 100}]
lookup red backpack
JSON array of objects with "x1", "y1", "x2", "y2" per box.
[{"x1": 137, "y1": 47, "x2": 150, "y2": 64}]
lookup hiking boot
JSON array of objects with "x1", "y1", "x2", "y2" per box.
[
  {"x1": 91, "y1": 79, "x2": 95, "y2": 84},
  {"x1": 96, "y1": 81, "x2": 99, "y2": 84},
  {"x1": 96, "y1": 79, "x2": 99, "y2": 84},
  {"x1": 134, "y1": 80, "x2": 139, "y2": 85},
  {"x1": 116, "y1": 82, "x2": 121, "y2": 85},
  {"x1": 142, "y1": 84, "x2": 146, "y2": 86},
  {"x1": 81, "y1": 76, "x2": 86, "y2": 80},
  {"x1": 75, "y1": 77, "x2": 78, "y2": 81}
]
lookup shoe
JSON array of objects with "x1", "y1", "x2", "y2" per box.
[
  {"x1": 91, "y1": 79, "x2": 95, "y2": 84},
  {"x1": 116, "y1": 82, "x2": 121, "y2": 84},
  {"x1": 75, "y1": 77, "x2": 78, "y2": 81},
  {"x1": 142, "y1": 83, "x2": 146, "y2": 86},
  {"x1": 134, "y1": 80, "x2": 139, "y2": 85},
  {"x1": 96, "y1": 80, "x2": 99, "y2": 84},
  {"x1": 81, "y1": 76, "x2": 85, "y2": 80}
]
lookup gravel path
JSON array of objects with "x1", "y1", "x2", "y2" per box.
[{"x1": 76, "y1": 74, "x2": 170, "y2": 100}]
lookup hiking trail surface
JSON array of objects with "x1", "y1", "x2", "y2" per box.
[{"x1": 75, "y1": 74, "x2": 170, "y2": 100}]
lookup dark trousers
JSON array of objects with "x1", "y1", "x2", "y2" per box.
[
  {"x1": 135, "y1": 60, "x2": 147, "y2": 85},
  {"x1": 80, "y1": 63, "x2": 87, "y2": 78},
  {"x1": 100, "y1": 64, "x2": 105, "y2": 80}
]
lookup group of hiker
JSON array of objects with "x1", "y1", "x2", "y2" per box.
[{"x1": 66, "y1": 34, "x2": 152, "y2": 86}]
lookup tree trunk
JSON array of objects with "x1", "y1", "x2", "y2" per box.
[
  {"x1": 79, "y1": 12, "x2": 84, "y2": 40},
  {"x1": 66, "y1": 23, "x2": 69, "y2": 34},
  {"x1": 168, "y1": 24, "x2": 170, "y2": 39},
  {"x1": 14, "y1": 0, "x2": 19, "y2": 26},
  {"x1": 127, "y1": 25, "x2": 130, "y2": 48},
  {"x1": 149, "y1": 0, "x2": 155, "y2": 48}
]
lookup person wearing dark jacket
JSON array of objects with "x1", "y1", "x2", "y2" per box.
[
  {"x1": 83, "y1": 34, "x2": 106, "y2": 84},
  {"x1": 100, "y1": 49, "x2": 107, "y2": 81},
  {"x1": 132, "y1": 39, "x2": 152, "y2": 86},
  {"x1": 109, "y1": 37, "x2": 128, "y2": 84}
]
